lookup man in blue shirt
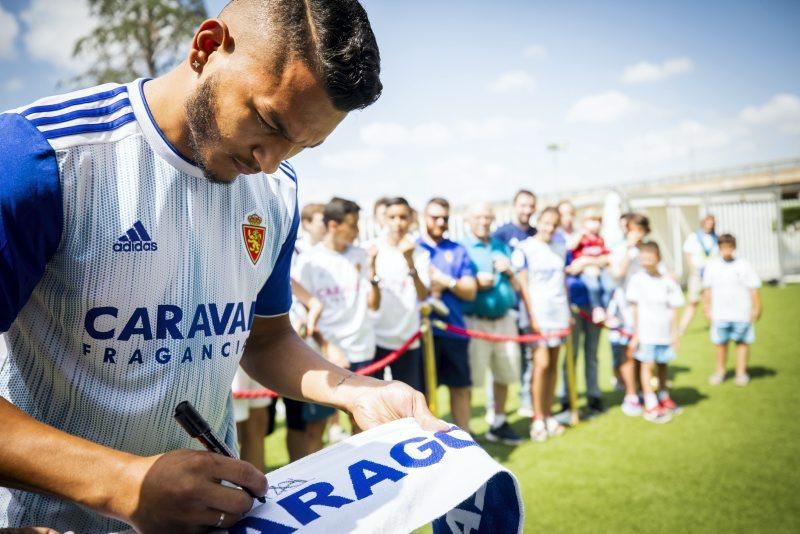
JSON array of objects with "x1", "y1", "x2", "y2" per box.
[
  {"x1": 462, "y1": 203, "x2": 523, "y2": 445},
  {"x1": 418, "y1": 198, "x2": 477, "y2": 433},
  {"x1": 492, "y1": 189, "x2": 537, "y2": 417}
]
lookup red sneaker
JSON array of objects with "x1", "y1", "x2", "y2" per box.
[{"x1": 659, "y1": 396, "x2": 682, "y2": 415}]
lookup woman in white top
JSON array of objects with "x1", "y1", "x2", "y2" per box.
[{"x1": 514, "y1": 207, "x2": 570, "y2": 442}]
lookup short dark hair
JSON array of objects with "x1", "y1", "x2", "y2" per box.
[
  {"x1": 384, "y1": 197, "x2": 410, "y2": 209},
  {"x1": 718, "y1": 233, "x2": 736, "y2": 247},
  {"x1": 300, "y1": 202, "x2": 324, "y2": 222},
  {"x1": 222, "y1": 0, "x2": 382, "y2": 112},
  {"x1": 426, "y1": 197, "x2": 450, "y2": 211},
  {"x1": 620, "y1": 212, "x2": 635, "y2": 223},
  {"x1": 324, "y1": 197, "x2": 360, "y2": 225},
  {"x1": 513, "y1": 189, "x2": 536, "y2": 203},
  {"x1": 639, "y1": 240, "x2": 661, "y2": 258},
  {"x1": 373, "y1": 197, "x2": 389, "y2": 214},
  {"x1": 627, "y1": 213, "x2": 651, "y2": 234}
]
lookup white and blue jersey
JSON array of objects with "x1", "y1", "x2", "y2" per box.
[{"x1": 0, "y1": 80, "x2": 299, "y2": 532}]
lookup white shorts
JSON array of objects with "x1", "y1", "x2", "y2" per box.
[
  {"x1": 466, "y1": 314, "x2": 521, "y2": 387},
  {"x1": 232, "y1": 367, "x2": 272, "y2": 423}
]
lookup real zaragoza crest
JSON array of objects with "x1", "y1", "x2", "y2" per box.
[{"x1": 242, "y1": 213, "x2": 266, "y2": 265}]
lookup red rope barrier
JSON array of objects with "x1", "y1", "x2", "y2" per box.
[
  {"x1": 433, "y1": 320, "x2": 571, "y2": 343},
  {"x1": 232, "y1": 330, "x2": 423, "y2": 399},
  {"x1": 572, "y1": 307, "x2": 634, "y2": 338}
]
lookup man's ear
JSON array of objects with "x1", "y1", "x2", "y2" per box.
[{"x1": 188, "y1": 19, "x2": 232, "y2": 72}]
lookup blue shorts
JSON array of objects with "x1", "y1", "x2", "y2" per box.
[
  {"x1": 635, "y1": 344, "x2": 676, "y2": 364},
  {"x1": 711, "y1": 321, "x2": 755, "y2": 345}
]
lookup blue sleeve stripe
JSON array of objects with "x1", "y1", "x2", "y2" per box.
[
  {"x1": 42, "y1": 112, "x2": 136, "y2": 140},
  {"x1": 21, "y1": 86, "x2": 128, "y2": 117},
  {"x1": 279, "y1": 161, "x2": 297, "y2": 182},
  {"x1": 30, "y1": 98, "x2": 131, "y2": 127}
]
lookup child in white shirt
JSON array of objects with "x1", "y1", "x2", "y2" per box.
[
  {"x1": 627, "y1": 241, "x2": 684, "y2": 423},
  {"x1": 702, "y1": 233, "x2": 762, "y2": 387}
]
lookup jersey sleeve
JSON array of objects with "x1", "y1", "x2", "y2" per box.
[
  {"x1": 457, "y1": 246, "x2": 477, "y2": 278},
  {"x1": 0, "y1": 113, "x2": 62, "y2": 333},
  {"x1": 667, "y1": 280, "x2": 686, "y2": 308},
  {"x1": 254, "y1": 188, "x2": 299, "y2": 317}
]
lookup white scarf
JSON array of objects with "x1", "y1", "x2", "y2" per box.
[{"x1": 226, "y1": 418, "x2": 523, "y2": 533}]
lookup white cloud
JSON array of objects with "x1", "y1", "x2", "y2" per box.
[
  {"x1": 455, "y1": 116, "x2": 544, "y2": 140},
  {"x1": 21, "y1": 0, "x2": 93, "y2": 72},
  {"x1": 360, "y1": 122, "x2": 408, "y2": 146},
  {"x1": 488, "y1": 70, "x2": 535, "y2": 93},
  {"x1": 625, "y1": 120, "x2": 730, "y2": 163},
  {"x1": 523, "y1": 45, "x2": 547, "y2": 59},
  {"x1": 621, "y1": 57, "x2": 694, "y2": 84},
  {"x1": 320, "y1": 148, "x2": 383, "y2": 171},
  {"x1": 410, "y1": 122, "x2": 452, "y2": 145},
  {"x1": 740, "y1": 94, "x2": 800, "y2": 134},
  {"x1": 0, "y1": 6, "x2": 18, "y2": 59},
  {"x1": 2, "y1": 77, "x2": 24, "y2": 92},
  {"x1": 566, "y1": 91, "x2": 639, "y2": 123}
]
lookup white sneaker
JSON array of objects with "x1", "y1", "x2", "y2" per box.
[
  {"x1": 621, "y1": 397, "x2": 643, "y2": 417},
  {"x1": 530, "y1": 420, "x2": 548, "y2": 442},
  {"x1": 708, "y1": 372, "x2": 725, "y2": 386},
  {"x1": 545, "y1": 417, "x2": 565, "y2": 437},
  {"x1": 734, "y1": 373, "x2": 750, "y2": 387},
  {"x1": 517, "y1": 406, "x2": 534, "y2": 418}
]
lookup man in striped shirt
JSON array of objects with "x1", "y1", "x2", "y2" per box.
[{"x1": 0, "y1": 1, "x2": 444, "y2": 532}]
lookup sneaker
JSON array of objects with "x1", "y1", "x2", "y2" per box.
[
  {"x1": 621, "y1": 397, "x2": 643, "y2": 417},
  {"x1": 530, "y1": 419, "x2": 548, "y2": 443},
  {"x1": 643, "y1": 405, "x2": 672, "y2": 424},
  {"x1": 591, "y1": 307, "x2": 606, "y2": 324},
  {"x1": 658, "y1": 396, "x2": 682, "y2": 415},
  {"x1": 734, "y1": 373, "x2": 750, "y2": 387},
  {"x1": 545, "y1": 417, "x2": 566, "y2": 437},
  {"x1": 587, "y1": 397, "x2": 605, "y2": 414},
  {"x1": 708, "y1": 372, "x2": 725, "y2": 386},
  {"x1": 517, "y1": 406, "x2": 534, "y2": 418},
  {"x1": 327, "y1": 425, "x2": 350, "y2": 444},
  {"x1": 486, "y1": 422, "x2": 523, "y2": 445}
]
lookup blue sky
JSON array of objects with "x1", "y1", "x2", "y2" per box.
[{"x1": 1, "y1": 0, "x2": 798, "y2": 208}]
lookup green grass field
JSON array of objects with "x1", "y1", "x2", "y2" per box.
[{"x1": 264, "y1": 285, "x2": 800, "y2": 533}]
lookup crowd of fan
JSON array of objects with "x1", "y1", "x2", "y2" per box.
[{"x1": 231, "y1": 191, "x2": 763, "y2": 470}]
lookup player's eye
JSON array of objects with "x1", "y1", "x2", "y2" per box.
[{"x1": 255, "y1": 111, "x2": 277, "y2": 134}]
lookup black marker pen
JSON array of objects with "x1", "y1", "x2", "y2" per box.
[{"x1": 174, "y1": 400, "x2": 266, "y2": 504}]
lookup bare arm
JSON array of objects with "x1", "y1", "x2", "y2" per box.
[
  {"x1": 451, "y1": 275, "x2": 478, "y2": 302},
  {"x1": 702, "y1": 288, "x2": 712, "y2": 322},
  {"x1": 751, "y1": 288, "x2": 762, "y2": 322},
  {"x1": 367, "y1": 247, "x2": 380, "y2": 311}
]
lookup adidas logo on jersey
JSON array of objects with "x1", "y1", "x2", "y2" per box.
[{"x1": 113, "y1": 220, "x2": 158, "y2": 252}]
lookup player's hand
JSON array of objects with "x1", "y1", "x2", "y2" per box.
[
  {"x1": 399, "y1": 237, "x2": 416, "y2": 263},
  {"x1": 476, "y1": 272, "x2": 496, "y2": 289},
  {"x1": 629, "y1": 336, "x2": 639, "y2": 352},
  {"x1": 119, "y1": 450, "x2": 267, "y2": 533},
  {"x1": 493, "y1": 257, "x2": 512, "y2": 276},
  {"x1": 348, "y1": 379, "x2": 448, "y2": 433},
  {"x1": 751, "y1": 309, "x2": 762, "y2": 323},
  {"x1": 529, "y1": 317, "x2": 542, "y2": 334},
  {"x1": 671, "y1": 336, "x2": 681, "y2": 352}
]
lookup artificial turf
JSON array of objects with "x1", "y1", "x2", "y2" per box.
[{"x1": 264, "y1": 284, "x2": 800, "y2": 533}]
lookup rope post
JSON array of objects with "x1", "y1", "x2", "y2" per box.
[
  {"x1": 564, "y1": 329, "x2": 580, "y2": 426},
  {"x1": 420, "y1": 303, "x2": 439, "y2": 417}
]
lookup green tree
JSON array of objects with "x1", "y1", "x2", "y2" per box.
[{"x1": 73, "y1": 0, "x2": 207, "y2": 84}]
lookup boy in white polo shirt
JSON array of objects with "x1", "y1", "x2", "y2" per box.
[
  {"x1": 627, "y1": 241, "x2": 684, "y2": 423},
  {"x1": 703, "y1": 233, "x2": 762, "y2": 386}
]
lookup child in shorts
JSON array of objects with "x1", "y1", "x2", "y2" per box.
[
  {"x1": 702, "y1": 233, "x2": 762, "y2": 386},
  {"x1": 626, "y1": 241, "x2": 684, "y2": 423}
]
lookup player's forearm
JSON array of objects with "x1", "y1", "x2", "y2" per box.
[
  {"x1": 411, "y1": 271, "x2": 429, "y2": 301},
  {"x1": 452, "y1": 277, "x2": 477, "y2": 301},
  {"x1": 367, "y1": 283, "x2": 381, "y2": 310},
  {"x1": 241, "y1": 318, "x2": 375, "y2": 413},
  {"x1": 0, "y1": 397, "x2": 139, "y2": 520}
]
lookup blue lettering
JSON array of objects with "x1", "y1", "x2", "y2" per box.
[
  {"x1": 82, "y1": 343, "x2": 91, "y2": 355},
  {"x1": 181, "y1": 346, "x2": 193, "y2": 363},
  {"x1": 221, "y1": 342, "x2": 231, "y2": 357},
  {"x1": 390, "y1": 437, "x2": 446, "y2": 468},
  {"x1": 187, "y1": 305, "x2": 212, "y2": 338},
  {"x1": 118, "y1": 308, "x2": 153, "y2": 341},
  {"x1": 209, "y1": 303, "x2": 234, "y2": 335},
  {"x1": 228, "y1": 302, "x2": 247, "y2": 334},
  {"x1": 84, "y1": 307, "x2": 117, "y2": 340},
  {"x1": 103, "y1": 347, "x2": 116, "y2": 363},
  {"x1": 277, "y1": 482, "x2": 354, "y2": 526},
  {"x1": 435, "y1": 428, "x2": 478, "y2": 450},
  {"x1": 156, "y1": 305, "x2": 183, "y2": 340},
  {"x1": 348, "y1": 459, "x2": 406, "y2": 500},
  {"x1": 247, "y1": 301, "x2": 256, "y2": 330},
  {"x1": 155, "y1": 347, "x2": 171, "y2": 364},
  {"x1": 128, "y1": 349, "x2": 143, "y2": 364},
  {"x1": 229, "y1": 517, "x2": 297, "y2": 534},
  {"x1": 202, "y1": 344, "x2": 213, "y2": 360}
]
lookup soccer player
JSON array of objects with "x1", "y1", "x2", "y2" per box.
[
  {"x1": 418, "y1": 198, "x2": 478, "y2": 433},
  {"x1": 703, "y1": 234, "x2": 762, "y2": 386},
  {"x1": 0, "y1": 2, "x2": 444, "y2": 532},
  {"x1": 627, "y1": 242, "x2": 684, "y2": 423},
  {"x1": 372, "y1": 197, "x2": 429, "y2": 393}
]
